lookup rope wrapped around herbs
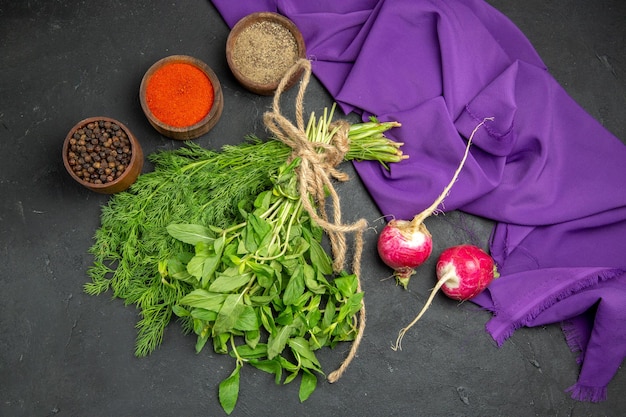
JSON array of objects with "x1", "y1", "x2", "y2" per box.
[{"x1": 263, "y1": 59, "x2": 367, "y2": 383}]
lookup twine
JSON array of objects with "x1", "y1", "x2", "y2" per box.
[{"x1": 263, "y1": 59, "x2": 366, "y2": 383}]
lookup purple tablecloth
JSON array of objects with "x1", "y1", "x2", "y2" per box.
[{"x1": 211, "y1": 0, "x2": 626, "y2": 402}]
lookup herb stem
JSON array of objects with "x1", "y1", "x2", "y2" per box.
[
  {"x1": 260, "y1": 198, "x2": 285, "y2": 221},
  {"x1": 253, "y1": 198, "x2": 302, "y2": 262},
  {"x1": 229, "y1": 335, "x2": 244, "y2": 366}
]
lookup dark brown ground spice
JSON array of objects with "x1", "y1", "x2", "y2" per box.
[
  {"x1": 66, "y1": 120, "x2": 132, "y2": 185},
  {"x1": 231, "y1": 20, "x2": 299, "y2": 85}
]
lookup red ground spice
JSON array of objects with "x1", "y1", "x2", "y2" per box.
[{"x1": 146, "y1": 62, "x2": 214, "y2": 128}]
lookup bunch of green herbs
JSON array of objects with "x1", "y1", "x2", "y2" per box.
[{"x1": 85, "y1": 105, "x2": 403, "y2": 413}]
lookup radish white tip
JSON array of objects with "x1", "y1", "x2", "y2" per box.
[
  {"x1": 393, "y1": 274, "x2": 452, "y2": 350},
  {"x1": 379, "y1": 274, "x2": 395, "y2": 283}
]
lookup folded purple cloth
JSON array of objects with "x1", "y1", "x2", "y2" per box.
[{"x1": 211, "y1": 0, "x2": 626, "y2": 401}]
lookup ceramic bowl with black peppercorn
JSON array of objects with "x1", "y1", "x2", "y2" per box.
[{"x1": 62, "y1": 117, "x2": 144, "y2": 194}]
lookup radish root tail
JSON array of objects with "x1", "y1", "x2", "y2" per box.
[
  {"x1": 394, "y1": 117, "x2": 493, "y2": 351},
  {"x1": 392, "y1": 277, "x2": 450, "y2": 351},
  {"x1": 411, "y1": 117, "x2": 493, "y2": 226}
]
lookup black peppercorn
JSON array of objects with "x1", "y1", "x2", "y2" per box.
[{"x1": 66, "y1": 120, "x2": 134, "y2": 185}]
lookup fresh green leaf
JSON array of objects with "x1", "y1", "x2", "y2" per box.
[
  {"x1": 209, "y1": 271, "x2": 252, "y2": 293},
  {"x1": 213, "y1": 332, "x2": 230, "y2": 354},
  {"x1": 200, "y1": 254, "x2": 222, "y2": 288},
  {"x1": 267, "y1": 325, "x2": 293, "y2": 359},
  {"x1": 288, "y1": 337, "x2": 322, "y2": 370},
  {"x1": 178, "y1": 289, "x2": 227, "y2": 312},
  {"x1": 309, "y1": 328, "x2": 327, "y2": 350},
  {"x1": 275, "y1": 305, "x2": 294, "y2": 326},
  {"x1": 335, "y1": 292, "x2": 363, "y2": 325},
  {"x1": 208, "y1": 224, "x2": 225, "y2": 235},
  {"x1": 236, "y1": 238, "x2": 248, "y2": 256},
  {"x1": 298, "y1": 355, "x2": 322, "y2": 373},
  {"x1": 305, "y1": 294, "x2": 322, "y2": 312},
  {"x1": 283, "y1": 237, "x2": 309, "y2": 260},
  {"x1": 305, "y1": 308, "x2": 322, "y2": 331},
  {"x1": 230, "y1": 344, "x2": 267, "y2": 360},
  {"x1": 259, "y1": 305, "x2": 276, "y2": 334},
  {"x1": 167, "y1": 223, "x2": 215, "y2": 245},
  {"x1": 243, "y1": 220, "x2": 258, "y2": 253},
  {"x1": 249, "y1": 294, "x2": 275, "y2": 305},
  {"x1": 236, "y1": 198, "x2": 249, "y2": 220},
  {"x1": 171, "y1": 304, "x2": 190, "y2": 318},
  {"x1": 234, "y1": 305, "x2": 259, "y2": 331},
  {"x1": 253, "y1": 190, "x2": 272, "y2": 211},
  {"x1": 167, "y1": 256, "x2": 197, "y2": 284},
  {"x1": 214, "y1": 235, "x2": 226, "y2": 256},
  {"x1": 331, "y1": 320, "x2": 357, "y2": 342},
  {"x1": 288, "y1": 224, "x2": 302, "y2": 241},
  {"x1": 303, "y1": 263, "x2": 325, "y2": 294},
  {"x1": 279, "y1": 257, "x2": 299, "y2": 276},
  {"x1": 248, "y1": 213, "x2": 272, "y2": 243},
  {"x1": 219, "y1": 364, "x2": 241, "y2": 415},
  {"x1": 284, "y1": 370, "x2": 299, "y2": 385},
  {"x1": 283, "y1": 265, "x2": 305, "y2": 305},
  {"x1": 290, "y1": 312, "x2": 308, "y2": 335},
  {"x1": 333, "y1": 274, "x2": 358, "y2": 298},
  {"x1": 322, "y1": 298, "x2": 336, "y2": 330},
  {"x1": 278, "y1": 355, "x2": 299, "y2": 373},
  {"x1": 291, "y1": 292, "x2": 313, "y2": 311},
  {"x1": 186, "y1": 235, "x2": 225, "y2": 287},
  {"x1": 245, "y1": 328, "x2": 260, "y2": 349},
  {"x1": 194, "y1": 240, "x2": 212, "y2": 256},
  {"x1": 214, "y1": 293, "x2": 245, "y2": 334},
  {"x1": 315, "y1": 269, "x2": 331, "y2": 288},
  {"x1": 195, "y1": 332, "x2": 210, "y2": 353},
  {"x1": 190, "y1": 308, "x2": 218, "y2": 322},
  {"x1": 222, "y1": 241, "x2": 239, "y2": 267},
  {"x1": 192, "y1": 317, "x2": 204, "y2": 335},
  {"x1": 299, "y1": 370, "x2": 317, "y2": 402},
  {"x1": 186, "y1": 254, "x2": 210, "y2": 281},
  {"x1": 303, "y1": 228, "x2": 332, "y2": 275},
  {"x1": 247, "y1": 261, "x2": 275, "y2": 288},
  {"x1": 249, "y1": 359, "x2": 282, "y2": 384}
]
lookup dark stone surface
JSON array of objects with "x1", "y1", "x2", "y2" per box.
[{"x1": 1, "y1": 1, "x2": 624, "y2": 416}]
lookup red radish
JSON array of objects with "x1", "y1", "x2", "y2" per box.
[
  {"x1": 393, "y1": 244, "x2": 498, "y2": 350},
  {"x1": 436, "y1": 244, "x2": 498, "y2": 300},
  {"x1": 377, "y1": 117, "x2": 493, "y2": 289},
  {"x1": 377, "y1": 220, "x2": 432, "y2": 289}
]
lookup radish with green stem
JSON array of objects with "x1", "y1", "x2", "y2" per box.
[
  {"x1": 377, "y1": 117, "x2": 493, "y2": 289},
  {"x1": 393, "y1": 244, "x2": 498, "y2": 350}
]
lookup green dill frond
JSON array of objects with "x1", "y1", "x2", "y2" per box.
[
  {"x1": 134, "y1": 303, "x2": 173, "y2": 357},
  {"x1": 83, "y1": 264, "x2": 112, "y2": 296}
]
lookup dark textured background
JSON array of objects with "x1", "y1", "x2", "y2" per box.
[{"x1": 1, "y1": 1, "x2": 625, "y2": 416}]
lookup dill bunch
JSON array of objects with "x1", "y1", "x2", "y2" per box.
[{"x1": 85, "y1": 139, "x2": 289, "y2": 356}]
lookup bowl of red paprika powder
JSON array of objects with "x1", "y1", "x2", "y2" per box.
[
  {"x1": 62, "y1": 117, "x2": 144, "y2": 194},
  {"x1": 226, "y1": 12, "x2": 306, "y2": 95},
  {"x1": 139, "y1": 55, "x2": 223, "y2": 140}
]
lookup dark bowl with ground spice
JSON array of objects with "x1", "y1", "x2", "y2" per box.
[
  {"x1": 226, "y1": 12, "x2": 306, "y2": 96},
  {"x1": 139, "y1": 55, "x2": 223, "y2": 140},
  {"x1": 62, "y1": 117, "x2": 144, "y2": 194}
]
